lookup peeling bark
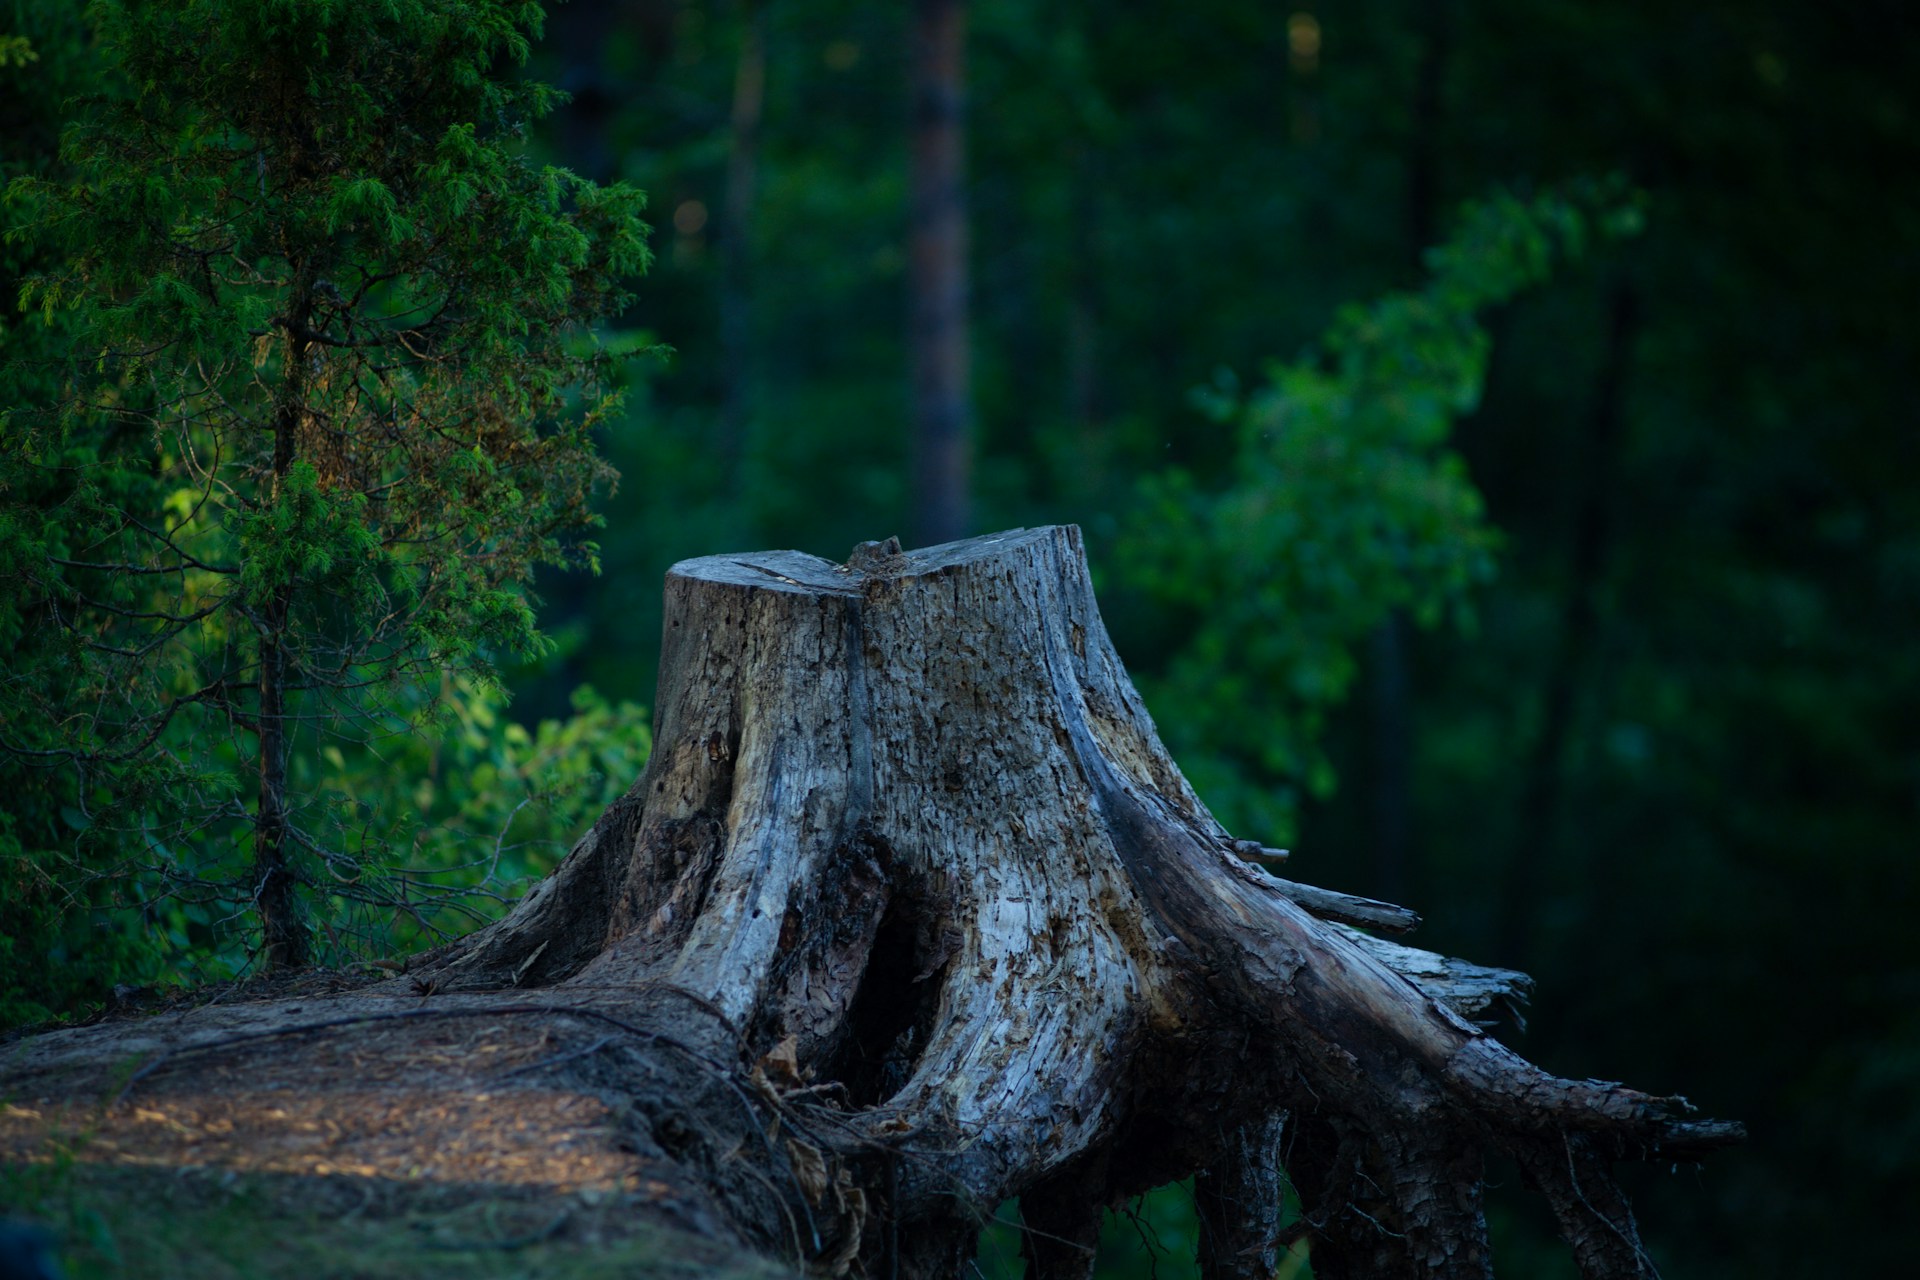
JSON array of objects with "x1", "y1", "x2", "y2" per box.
[{"x1": 8, "y1": 525, "x2": 1738, "y2": 1278}]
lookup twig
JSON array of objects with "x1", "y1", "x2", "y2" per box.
[
  {"x1": 494, "y1": 1034, "x2": 615, "y2": 1080},
  {"x1": 1562, "y1": 1130, "x2": 1662, "y2": 1280}
]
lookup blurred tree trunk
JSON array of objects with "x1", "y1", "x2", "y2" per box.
[
  {"x1": 1405, "y1": 0, "x2": 1451, "y2": 261},
  {"x1": 1369, "y1": 616, "x2": 1413, "y2": 904},
  {"x1": 1063, "y1": 146, "x2": 1106, "y2": 503},
  {"x1": 255, "y1": 262, "x2": 319, "y2": 971},
  {"x1": 1497, "y1": 281, "x2": 1641, "y2": 967},
  {"x1": 1366, "y1": 0, "x2": 1452, "y2": 906},
  {"x1": 539, "y1": 0, "x2": 623, "y2": 181},
  {"x1": 908, "y1": 0, "x2": 972, "y2": 547},
  {"x1": 718, "y1": 0, "x2": 766, "y2": 494}
]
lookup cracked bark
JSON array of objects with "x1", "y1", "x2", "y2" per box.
[{"x1": 15, "y1": 525, "x2": 1736, "y2": 1278}]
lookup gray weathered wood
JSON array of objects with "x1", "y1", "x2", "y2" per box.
[
  {"x1": 6, "y1": 525, "x2": 1737, "y2": 1279},
  {"x1": 422, "y1": 525, "x2": 1738, "y2": 1277}
]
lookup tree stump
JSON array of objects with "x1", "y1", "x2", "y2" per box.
[
  {"x1": 413, "y1": 525, "x2": 1737, "y2": 1276},
  {"x1": 4, "y1": 526, "x2": 1739, "y2": 1277}
]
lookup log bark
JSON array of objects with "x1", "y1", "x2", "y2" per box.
[{"x1": 6, "y1": 525, "x2": 1737, "y2": 1278}]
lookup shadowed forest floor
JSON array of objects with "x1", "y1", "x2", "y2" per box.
[
  {"x1": 0, "y1": 1160, "x2": 778, "y2": 1280},
  {"x1": 0, "y1": 984, "x2": 784, "y2": 1279}
]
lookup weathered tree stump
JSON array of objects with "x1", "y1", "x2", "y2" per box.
[
  {"x1": 3, "y1": 526, "x2": 1739, "y2": 1277},
  {"x1": 413, "y1": 525, "x2": 1738, "y2": 1276}
]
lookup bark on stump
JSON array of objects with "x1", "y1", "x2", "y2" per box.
[
  {"x1": 9, "y1": 526, "x2": 1728, "y2": 1277},
  {"x1": 409, "y1": 526, "x2": 1739, "y2": 1277}
]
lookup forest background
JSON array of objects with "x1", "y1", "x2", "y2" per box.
[{"x1": 2, "y1": 1, "x2": 1916, "y2": 1277}]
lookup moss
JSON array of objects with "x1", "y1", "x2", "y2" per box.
[{"x1": 0, "y1": 1163, "x2": 785, "y2": 1280}]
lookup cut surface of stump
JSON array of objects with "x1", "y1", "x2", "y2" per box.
[{"x1": 2, "y1": 526, "x2": 1739, "y2": 1279}]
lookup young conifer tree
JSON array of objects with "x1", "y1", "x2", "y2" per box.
[{"x1": 2, "y1": 0, "x2": 649, "y2": 970}]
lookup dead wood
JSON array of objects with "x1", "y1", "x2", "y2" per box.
[{"x1": 2, "y1": 526, "x2": 1739, "y2": 1279}]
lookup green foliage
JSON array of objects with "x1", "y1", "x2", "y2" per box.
[
  {"x1": 0, "y1": 675, "x2": 649, "y2": 1027},
  {"x1": 0, "y1": 0, "x2": 649, "y2": 981},
  {"x1": 299, "y1": 679, "x2": 651, "y2": 958},
  {"x1": 0, "y1": 0, "x2": 153, "y2": 1026},
  {"x1": 1120, "y1": 183, "x2": 1642, "y2": 839},
  {"x1": 0, "y1": 788, "x2": 162, "y2": 1028},
  {"x1": 0, "y1": 1163, "x2": 780, "y2": 1280}
]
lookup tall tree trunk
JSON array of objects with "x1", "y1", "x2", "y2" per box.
[
  {"x1": 1061, "y1": 145, "x2": 1107, "y2": 507},
  {"x1": 1405, "y1": 0, "x2": 1451, "y2": 260},
  {"x1": 1368, "y1": 614, "x2": 1413, "y2": 904},
  {"x1": 1064, "y1": 146, "x2": 1100, "y2": 434},
  {"x1": 718, "y1": 0, "x2": 766, "y2": 493},
  {"x1": 254, "y1": 598, "x2": 303, "y2": 970},
  {"x1": 540, "y1": 0, "x2": 622, "y2": 181},
  {"x1": 1365, "y1": 0, "x2": 1452, "y2": 906},
  {"x1": 1497, "y1": 282, "x2": 1641, "y2": 968},
  {"x1": 908, "y1": 0, "x2": 971, "y2": 547},
  {"x1": 256, "y1": 264, "x2": 317, "y2": 970}
]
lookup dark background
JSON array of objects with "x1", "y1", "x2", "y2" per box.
[{"x1": 504, "y1": 2, "x2": 1919, "y2": 1275}]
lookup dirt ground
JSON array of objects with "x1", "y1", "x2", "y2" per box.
[{"x1": 0, "y1": 982, "x2": 786, "y2": 1279}]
